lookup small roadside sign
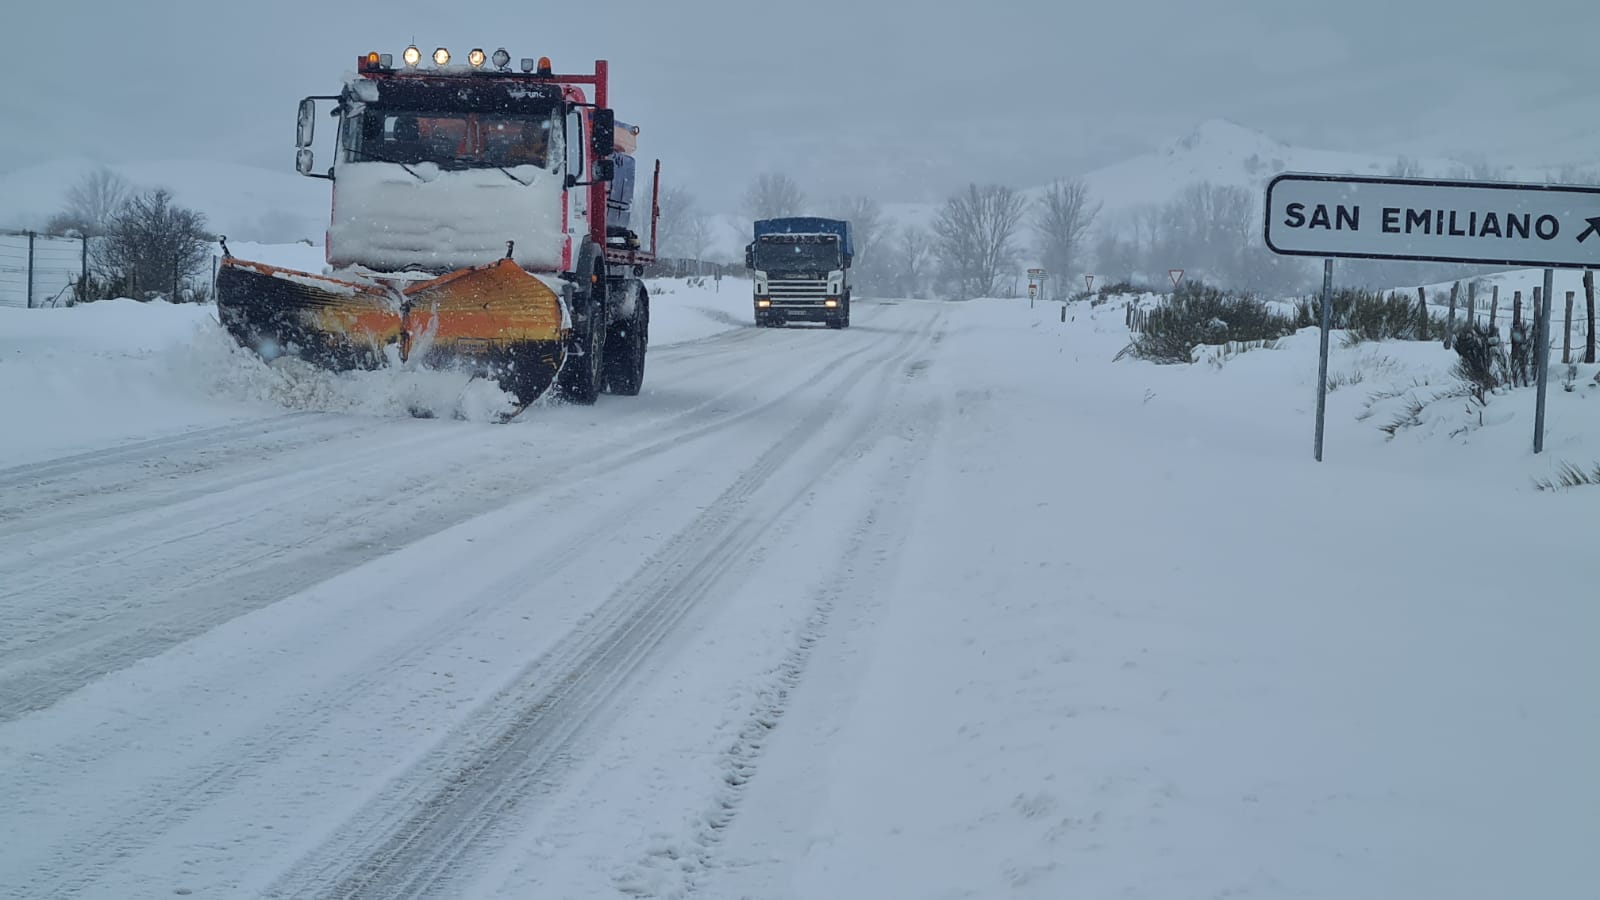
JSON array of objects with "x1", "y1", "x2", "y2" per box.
[
  {"x1": 1028, "y1": 267, "x2": 1046, "y2": 276},
  {"x1": 1084, "y1": 274, "x2": 1095, "y2": 292},
  {"x1": 1265, "y1": 173, "x2": 1600, "y2": 268},
  {"x1": 1168, "y1": 268, "x2": 1184, "y2": 288},
  {"x1": 1028, "y1": 284, "x2": 1037, "y2": 298}
]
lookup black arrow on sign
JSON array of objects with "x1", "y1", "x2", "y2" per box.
[{"x1": 1577, "y1": 216, "x2": 1600, "y2": 243}]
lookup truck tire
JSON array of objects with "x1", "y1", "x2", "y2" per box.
[
  {"x1": 604, "y1": 282, "x2": 648, "y2": 396},
  {"x1": 557, "y1": 263, "x2": 607, "y2": 405}
]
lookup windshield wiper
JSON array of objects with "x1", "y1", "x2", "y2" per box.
[
  {"x1": 448, "y1": 158, "x2": 534, "y2": 186},
  {"x1": 345, "y1": 147, "x2": 426, "y2": 182}
]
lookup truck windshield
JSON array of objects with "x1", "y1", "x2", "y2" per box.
[
  {"x1": 754, "y1": 238, "x2": 841, "y2": 272},
  {"x1": 344, "y1": 106, "x2": 563, "y2": 171}
]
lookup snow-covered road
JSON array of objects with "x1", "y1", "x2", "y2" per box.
[
  {"x1": 0, "y1": 297, "x2": 950, "y2": 898},
  {"x1": 2, "y1": 286, "x2": 1594, "y2": 899}
]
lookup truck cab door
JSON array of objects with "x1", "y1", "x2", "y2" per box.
[{"x1": 565, "y1": 107, "x2": 587, "y2": 238}]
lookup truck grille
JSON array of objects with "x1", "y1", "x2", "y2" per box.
[{"x1": 768, "y1": 278, "x2": 829, "y2": 305}]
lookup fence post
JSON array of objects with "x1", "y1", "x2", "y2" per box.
[
  {"x1": 1491, "y1": 285, "x2": 1500, "y2": 332},
  {"x1": 1416, "y1": 286, "x2": 1429, "y2": 340},
  {"x1": 78, "y1": 235, "x2": 89, "y2": 305},
  {"x1": 1586, "y1": 270, "x2": 1596, "y2": 364},
  {"x1": 1445, "y1": 281, "x2": 1458, "y2": 348},
  {"x1": 1513, "y1": 290, "x2": 1522, "y2": 331},
  {"x1": 1564, "y1": 291, "x2": 1574, "y2": 364},
  {"x1": 1466, "y1": 280, "x2": 1477, "y2": 329},
  {"x1": 26, "y1": 230, "x2": 35, "y2": 308}
]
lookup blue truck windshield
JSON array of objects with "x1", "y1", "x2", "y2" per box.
[{"x1": 754, "y1": 238, "x2": 841, "y2": 272}]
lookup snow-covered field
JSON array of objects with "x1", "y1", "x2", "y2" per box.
[{"x1": 1, "y1": 271, "x2": 1595, "y2": 899}]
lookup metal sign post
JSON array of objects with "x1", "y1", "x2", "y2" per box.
[
  {"x1": 1315, "y1": 259, "x2": 1333, "y2": 462},
  {"x1": 1266, "y1": 172, "x2": 1600, "y2": 456}
]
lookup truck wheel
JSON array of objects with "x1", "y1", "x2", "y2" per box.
[
  {"x1": 557, "y1": 277, "x2": 606, "y2": 405},
  {"x1": 604, "y1": 283, "x2": 648, "y2": 396}
]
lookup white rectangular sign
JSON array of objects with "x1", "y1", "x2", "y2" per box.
[{"x1": 1265, "y1": 173, "x2": 1600, "y2": 269}]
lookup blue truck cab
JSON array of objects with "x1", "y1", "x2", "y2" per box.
[{"x1": 744, "y1": 217, "x2": 853, "y2": 329}]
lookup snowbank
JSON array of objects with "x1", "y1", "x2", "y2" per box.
[
  {"x1": 704, "y1": 294, "x2": 1598, "y2": 900},
  {"x1": 0, "y1": 266, "x2": 758, "y2": 466}
]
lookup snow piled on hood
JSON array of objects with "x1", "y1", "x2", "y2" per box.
[{"x1": 328, "y1": 162, "x2": 564, "y2": 272}]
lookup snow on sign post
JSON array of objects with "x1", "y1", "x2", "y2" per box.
[{"x1": 1265, "y1": 172, "x2": 1600, "y2": 460}]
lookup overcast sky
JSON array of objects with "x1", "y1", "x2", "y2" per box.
[{"x1": 5, "y1": 0, "x2": 1598, "y2": 211}]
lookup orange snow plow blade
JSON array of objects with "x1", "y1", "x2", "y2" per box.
[{"x1": 215, "y1": 255, "x2": 569, "y2": 406}]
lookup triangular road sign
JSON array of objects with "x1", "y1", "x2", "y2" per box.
[
  {"x1": 1085, "y1": 274, "x2": 1095, "y2": 292},
  {"x1": 1169, "y1": 268, "x2": 1185, "y2": 288}
]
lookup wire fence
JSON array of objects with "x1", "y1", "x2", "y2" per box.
[{"x1": 0, "y1": 230, "x2": 90, "y2": 308}]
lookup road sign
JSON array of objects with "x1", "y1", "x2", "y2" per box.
[
  {"x1": 1168, "y1": 268, "x2": 1185, "y2": 288},
  {"x1": 1265, "y1": 173, "x2": 1600, "y2": 268},
  {"x1": 1028, "y1": 284, "x2": 1037, "y2": 298},
  {"x1": 1084, "y1": 275, "x2": 1095, "y2": 292},
  {"x1": 1028, "y1": 268, "x2": 1046, "y2": 276}
]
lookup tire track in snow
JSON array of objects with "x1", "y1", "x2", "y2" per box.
[
  {"x1": 610, "y1": 333, "x2": 947, "y2": 900},
  {"x1": 0, "y1": 412, "x2": 318, "y2": 491},
  {"x1": 260, "y1": 308, "x2": 945, "y2": 900},
  {"x1": 0, "y1": 330, "x2": 876, "y2": 724},
  {"x1": 0, "y1": 318, "x2": 902, "y2": 899}
]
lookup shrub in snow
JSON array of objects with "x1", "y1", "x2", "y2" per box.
[
  {"x1": 1295, "y1": 289, "x2": 1445, "y2": 345},
  {"x1": 1533, "y1": 461, "x2": 1600, "y2": 491},
  {"x1": 1117, "y1": 280, "x2": 1297, "y2": 364},
  {"x1": 1452, "y1": 323, "x2": 1507, "y2": 404}
]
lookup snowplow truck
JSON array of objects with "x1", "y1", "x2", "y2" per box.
[
  {"x1": 745, "y1": 217, "x2": 853, "y2": 328},
  {"x1": 214, "y1": 48, "x2": 661, "y2": 410}
]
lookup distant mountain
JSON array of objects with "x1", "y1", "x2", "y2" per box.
[{"x1": 0, "y1": 157, "x2": 330, "y2": 243}]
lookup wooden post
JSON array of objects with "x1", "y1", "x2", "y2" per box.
[
  {"x1": 1417, "y1": 287, "x2": 1429, "y2": 340},
  {"x1": 25, "y1": 230, "x2": 35, "y2": 309},
  {"x1": 1491, "y1": 285, "x2": 1500, "y2": 332},
  {"x1": 1445, "y1": 281, "x2": 1458, "y2": 347},
  {"x1": 1513, "y1": 290, "x2": 1523, "y2": 331},
  {"x1": 1466, "y1": 280, "x2": 1477, "y2": 329},
  {"x1": 1564, "y1": 291, "x2": 1575, "y2": 364},
  {"x1": 1586, "y1": 270, "x2": 1596, "y2": 364}
]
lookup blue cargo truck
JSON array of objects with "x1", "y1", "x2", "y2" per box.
[{"x1": 744, "y1": 217, "x2": 853, "y2": 329}]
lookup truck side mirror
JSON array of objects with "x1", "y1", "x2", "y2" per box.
[
  {"x1": 296, "y1": 98, "x2": 316, "y2": 148},
  {"x1": 744, "y1": 244, "x2": 754, "y2": 269},
  {"x1": 296, "y1": 148, "x2": 316, "y2": 175},
  {"x1": 590, "y1": 108, "x2": 616, "y2": 157},
  {"x1": 592, "y1": 158, "x2": 616, "y2": 182}
]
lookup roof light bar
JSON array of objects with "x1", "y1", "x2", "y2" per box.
[
  {"x1": 403, "y1": 45, "x2": 421, "y2": 67},
  {"x1": 433, "y1": 47, "x2": 450, "y2": 66},
  {"x1": 492, "y1": 48, "x2": 510, "y2": 69}
]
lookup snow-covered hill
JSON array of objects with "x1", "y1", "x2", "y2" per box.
[{"x1": 870, "y1": 118, "x2": 1585, "y2": 240}]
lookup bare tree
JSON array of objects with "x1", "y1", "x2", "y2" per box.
[
  {"x1": 838, "y1": 195, "x2": 886, "y2": 292},
  {"x1": 743, "y1": 172, "x2": 805, "y2": 220},
  {"x1": 886, "y1": 223, "x2": 933, "y2": 299},
  {"x1": 681, "y1": 208, "x2": 714, "y2": 263},
  {"x1": 654, "y1": 186, "x2": 696, "y2": 259},
  {"x1": 931, "y1": 183, "x2": 1027, "y2": 299},
  {"x1": 1387, "y1": 156, "x2": 1424, "y2": 179},
  {"x1": 98, "y1": 188, "x2": 212, "y2": 300},
  {"x1": 1034, "y1": 178, "x2": 1100, "y2": 281},
  {"x1": 47, "y1": 166, "x2": 133, "y2": 236}
]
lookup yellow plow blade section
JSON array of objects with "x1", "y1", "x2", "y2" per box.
[{"x1": 215, "y1": 255, "x2": 570, "y2": 406}]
